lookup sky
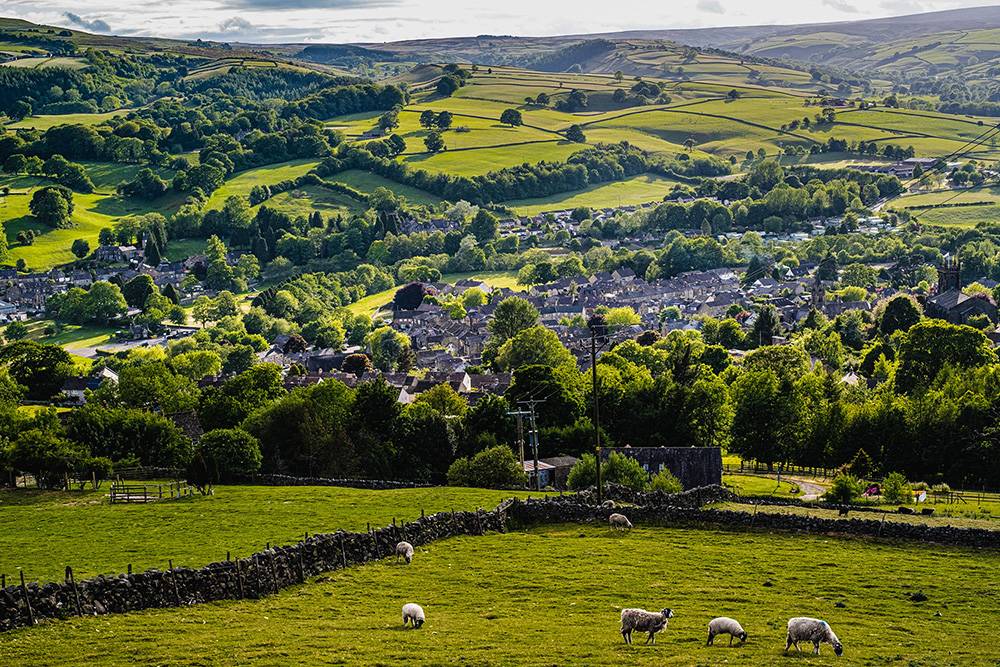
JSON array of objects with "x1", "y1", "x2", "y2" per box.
[{"x1": 1, "y1": 0, "x2": 997, "y2": 44}]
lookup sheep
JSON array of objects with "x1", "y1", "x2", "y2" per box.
[
  {"x1": 707, "y1": 616, "x2": 747, "y2": 646},
  {"x1": 785, "y1": 617, "x2": 842, "y2": 656},
  {"x1": 620, "y1": 607, "x2": 673, "y2": 645},
  {"x1": 402, "y1": 603, "x2": 425, "y2": 629},
  {"x1": 395, "y1": 541, "x2": 414, "y2": 564},
  {"x1": 609, "y1": 513, "x2": 633, "y2": 531}
]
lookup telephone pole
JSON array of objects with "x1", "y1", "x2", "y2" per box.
[
  {"x1": 518, "y1": 399, "x2": 546, "y2": 491},
  {"x1": 588, "y1": 313, "x2": 608, "y2": 503},
  {"x1": 507, "y1": 407, "x2": 531, "y2": 468}
]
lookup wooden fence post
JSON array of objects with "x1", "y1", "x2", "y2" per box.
[
  {"x1": 66, "y1": 566, "x2": 82, "y2": 617},
  {"x1": 235, "y1": 558, "x2": 245, "y2": 599},
  {"x1": 19, "y1": 570, "x2": 34, "y2": 626},
  {"x1": 128, "y1": 563, "x2": 132, "y2": 575},
  {"x1": 2, "y1": 574, "x2": 6, "y2": 589},
  {"x1": 168, "y1": 559, "x2": 181, "y2": 605}
]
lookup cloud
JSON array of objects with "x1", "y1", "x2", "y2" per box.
[
  {"x1": 878, "y1": 0, "x2": 926, "y2": 13},
  {"x1": 218, "y1": 16, "x2": 255, "y2": 33},
  {"x1": 822, "y1": 0, "x2": 859, "y2": 12},
  {"x1": 696, "y1": 0, "x2": 725, "y2": 13},
  {"x1": 221, "y1": 0, "x2": 400, "y2": 8},
  {"x1": 63, "y1": 12, "x2": 112, "y2": 33}
]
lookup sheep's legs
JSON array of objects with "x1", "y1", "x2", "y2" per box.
[
  {"x1": 813, "y1": 642, "x2": 821, "y2": 655},
  {"x1": 707, "y1": 633, "x2": 714, "y2": 646},
  {"x1": 729, "y1": 635, "x2": 734, "y2": 647},
  {"x1": 621, "y1": 630, "x2": 631, "y2": 645},
  {"x1": 646, "y1": 632, "x2": 656, "y2": 645}
]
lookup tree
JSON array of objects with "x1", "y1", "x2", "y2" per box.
[
  {"x1": 749, "y1": 304, "x2": 781, "y2": 347},
  {"x1": 881, "y1": 471, "x2": 912, "y2": 504},
  {"x1": 83, "y1": 281, "x2": 128, "y2": 323},
  {"x1": 366, "y1": 326, "x2": 413, "y2": 372},
  {"x1": 436, "y1": 75, "x2": 461, "y2": 96},
  {"x1": 496, "y1": 325, "x2": 575, "y2": 371},
  {"x1": 192, "y1": 428, "x2": 262, "y2": 483},
  {"x1": 2, "y1": 321, "x2": 29, "y2": 342},
  {"x1": 144, "y1": 236, "x2": 162, "y2": 267},
  {"x1": 487, "y1": 297, "x2": 540, "y2": 344},
  {"x1": 29, "y1": 185, "x2": 74, "y2": 228},
  {"x1": 436, "y1": 111, "x2": 454, "y2": 129},
  {"x1": 0, "y1": 341, "x2": 72, "y2": 400},
  {"x1": 414, "y1": 383, "x2": 467, "y2": 417},
  {"x1": 895, "y1": 321, "x2": 997, "y2": 393},
  {"x1": 393, "y1": 282, "x2": 427, "y2": 310},
  {"x1": 878, "y1": 294, "x2": 922, "y2": 336},
  {"x1": 424, "y1": 131, "x2": 446, "y2": 153},
  {"x1": 419, "y1": 110, "x2": 437, "y2": 129},
  {"x1": 730, "y1": 369, "x2": 805, "y2": 471},
  {"x1": 565, "y1": 124, "x2": 586, "y2": 143},
  {"x1": 500, "y1": 108, "x2": 523, "y2": 127},
  {"x1": 747, "y1": 159, "x2": 785, "y2": 192},
  {"x1": 11, "y1": 100, "x2": 32, "y2": 121},
  {"x1": 70, "y1": 238, "x2": 90, "y2": 259},
  {"x1": 121, "y1": 274, "x2": 155, "y2": 309},
  {"x1": 469, "y1": 209, "x2": 499, "y2": 243}
]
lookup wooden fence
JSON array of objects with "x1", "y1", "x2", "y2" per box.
[
  {"x1": 108, "y1": 481, "x2": 195, "y2": 504},
  {"x1": 724, "y1": 462, "x2": 834, "y2": 479}
]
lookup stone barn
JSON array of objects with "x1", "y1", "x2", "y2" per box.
[{"x1": 601, "y1": 447, "x2": 722, "y2": 489}]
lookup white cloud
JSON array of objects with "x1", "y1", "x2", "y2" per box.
[
  {"x1": 697, "y1": 0, "x2": 726, "y2": 13},
  {"x1": 823, "y1": 0, "x2": 860, "y2": 12}
]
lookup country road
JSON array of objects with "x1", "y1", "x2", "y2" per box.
[{"x1": 785, "y1": 476, "x2": 828, "y2": 501}]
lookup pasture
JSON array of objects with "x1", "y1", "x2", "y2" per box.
[
  {"x1": 205, "y1": 159, "x2": 322, "y2": 211},
  {"x1": 6, "y1": 109, "x2": 130, "y2": 131},
  {"x1": 508, "y1": 173, "x2": 683, "y2": 216},
  {"x1": 347, "y1": 270, "x2": 523, "y2": 316},
  {"x1": 0, "y1": 485, "x2": 547, "y2": 584},
  {"x1": 1, "y1": 524, "x2": 996, "y2": 665}
]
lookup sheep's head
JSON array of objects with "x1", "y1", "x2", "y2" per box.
[
  {"x1": 414, "y1": 618, "x2": 424, "y2": 629},
  {"x1": 661, "y1": 608, "x2": 674, "y2": 619},
  {"x1": 832, "y1": 640, "x2": 843, "y2": 656},
  {"x1": 738, "y1": 630, "x2": 748, "y2": 642}
]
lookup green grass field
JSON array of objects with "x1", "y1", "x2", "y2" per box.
[
  {"x1": 722, "y1": 474, "x2": 801, "y2": 498},
  {"x1": 508, "y1": 173, "x2": 683, "y2": 215},
  {"x1": 6, "y1": 109, "x2": 130, "y2": 131},
  {"x1": 347, "y1": 270, "x2": 523, "y2": 316},
  {"x1": 205, "y1": 160, "x2": 322, "y2": 211},
  {"x1": 0, "y1": 485, "x2": 548, "y2": 583},
  {"x1": 329, "y1": 169, "x2": 442, "y2": 206},
  {"x1": 1, "y1": 524, "x2": 996, "y2": 666}
]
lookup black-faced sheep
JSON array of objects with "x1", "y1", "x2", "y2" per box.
[
  {"x1": 785, "y1": 617, "x2": 842, "y2": 656},
  {"x1": 620, "y1": 607, "x2": 673, "y2": 644},
  {"x1": 707, "y1": 616, "x2": 747, "y2": 646},
  {"x1": 609, "y1": 513, "x2": 632, "y2": 531},
  {"x1": 402, "y1": 603, "x2": 425, "y2": 628},
  {"x1": 395, "y1": 541, "x2": 414, "y2": 564}
]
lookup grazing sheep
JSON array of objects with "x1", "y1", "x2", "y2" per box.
[
  {"x1": 395, "y1": 541, "x2": 414, "y2": 564},
  {"x1": 785, "y1": 617, "x2": 842, "y2": 656},
  {"x1": 609, "y1": 513, "x2": 633, "y2": 531},
  {"x1": 402, "y1": 603, "x2": 425, "y2": 629},
  {"x1": 601, "y1": 500, "x2": 616, "y2": 509},
  {"x1": 707, "y1": 616, "x2": 747, "y2": 646},
  {"x1": 620, "y1": 607, "x2": 673, "y2": 645}
]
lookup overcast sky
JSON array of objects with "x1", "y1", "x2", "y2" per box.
[{"x1": 2, "y1": 0, "x2": 997, "y2": 43}]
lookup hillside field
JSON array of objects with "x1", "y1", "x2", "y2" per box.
[
  {"x1": 0, "y1": 485, "x2": 548, "y2": 584},
  {"x1": 1, "y1": 524, "x2": 996, "y2": 666}
]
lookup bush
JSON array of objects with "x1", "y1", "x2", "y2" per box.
[
  {"x1": 447, "y1": 445, "x2": 526, "y2": 489},
  {"x1": 196, "y1": 428, "x2": 262, "y2": 483},
  {"x1": 881, "y1": 471, "x2": 912, "y2": 504},
  {"x1": 824, "y1": 473, "x2": 863, "y2": 505},
  {"x1": 650, "y1": 468, "x2": 683, "y2": 493},
  {"x1": 567, "y1": 452, "x2": 648, "y2": 491}
]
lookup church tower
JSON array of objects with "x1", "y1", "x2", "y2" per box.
[{"x1": 937, "y1": 256, "x2": 961, "y2": 293}]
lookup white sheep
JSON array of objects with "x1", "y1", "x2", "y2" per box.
[
  {"x1": 609, "y1": 513, "x2": 633, "y2": 531},
  {"x1": 620, "y1": 607, "x2": 673, "y2": 644},
  {"x1": 402, "y1": 603, "x2": 425, "y2": 629},
  {"x1": 395, "y1": 541, "x2": 414, "y2": 564},
  {"x1": 707, "y1": 616, "x2": 747, "y2": 646},
  {"x1": 785, "y1": 617, "x2": 842, "y2": 656}
]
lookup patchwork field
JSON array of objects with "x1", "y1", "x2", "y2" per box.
[
  {"x1": 1, "y1": 524, "x2": 996, "y2": 666},
  {"x1": 508, "y1": 173, "x2": 684, "y2": 215},
  {"x1": 0, "y1": 485, "x2": 547, "y2": 584},
  {"x1": 205, "y1": 159, "x2": 322, "y2": 210},
  {"x1": 6, "y1": 109, "x2": 130, "y2": 131}
]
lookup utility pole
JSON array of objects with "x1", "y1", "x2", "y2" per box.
[
  {"x1": 518, "y1": 399, "x2": 545, "y2": 491},
  {"x1": 588, "y1": 312, "x2": 608, "y2": 503},
  {"x1": 507, "y1": 407, "x2": 531, "y2": 468}
]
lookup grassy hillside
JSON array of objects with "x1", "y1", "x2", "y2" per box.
[
  {"x1": 0, "y1": 485, "x2": 547, "y2": 583},
  {"x1": 1, "y1": 524, "x2": 996, "y2": 665}
]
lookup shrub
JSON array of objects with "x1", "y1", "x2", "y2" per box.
[
  {"x1": 824, "y1": 473, "x2": 863, "y2": 505},
  {"x1": 567, "y1": 452, "x2": 648, "y2": 491},
  {"x1": 447, "y1": 445, "x2": 526, "y2": 489},
  {"x1": 931, "y1": 483, "x2": 952, "y2": 495},
  {"x1": 192, "y1": 428, "x2": 262, "y2": 483},
  {"x1": 881, "y1": 471, "x2": 912, "y2": 504},
  {"x1": 650, "y1": 468, "x2": 683, "y2": 493}
]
